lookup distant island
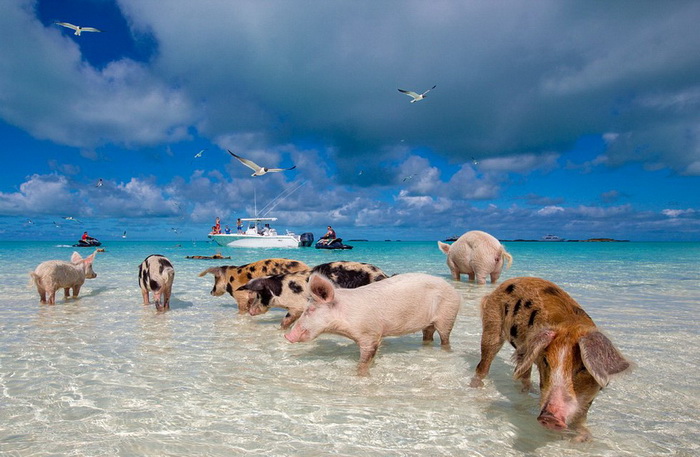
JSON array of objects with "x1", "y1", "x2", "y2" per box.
[{"x1": 498, "y1": 238, "x2": 630, "y2": 242}]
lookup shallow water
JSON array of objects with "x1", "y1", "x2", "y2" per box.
[{"x1": 1, "y1": 241, "x2": 698, "y2": 456}]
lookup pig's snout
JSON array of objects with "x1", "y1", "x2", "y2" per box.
[
  {"x1": 537, "y1": 410, "x2": 568, "y2": 431},
  {"x1": 285, "y1": 327, "x2": 309, "y2": 343}
]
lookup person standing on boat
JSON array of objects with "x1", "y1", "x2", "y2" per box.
[
  {"x1": 214, "y1": 217, "x2": 221, "y2": 234},
  {"x1": 236, "y1": 218, "x2": 243, "y2": 234}
]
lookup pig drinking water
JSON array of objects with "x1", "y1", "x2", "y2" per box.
[
  {"x1": 30, "y1": 251, "x2": 98, "y2": 304},
  {"x1": 469, "y1": 277, "x2": 632, "y2": 441},
  {"x1": 438, "y1": 230, "x2": 512, "y2": 284},
  {"x1": 285, "y1": 272, "x2": 460, "y2": 376},
  {"x1": 242, "y1": 261, "x2": 388, "y2": 328},
  {"x1": 198, "y1": 258, "x2": 309, "y2": 313},
  {"x1": 138, "y1": 255, "x2": 175, "y2": 310}
]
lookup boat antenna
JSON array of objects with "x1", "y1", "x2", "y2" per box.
[
  {"x1": 254, "y1": 185, "x2": 258, "y2": 217},
  {"x1": 260, "y1": 181, "x2": 307, "y2": 217}
]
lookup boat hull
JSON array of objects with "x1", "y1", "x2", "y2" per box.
[{"x1": 208, "y1": 234, "x2": 300, "y2": 248}]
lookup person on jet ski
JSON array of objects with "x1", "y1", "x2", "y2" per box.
[{"x1": 319, "y1": 225, "x2": 336, "y2": 245}]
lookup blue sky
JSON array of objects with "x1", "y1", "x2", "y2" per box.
[{"x1": 1, "y1": 0, "x2": 699, "y2": 242}]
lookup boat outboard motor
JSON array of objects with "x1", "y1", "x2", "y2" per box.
[{"x1": 299, "y1": 232, "x2": 314, "y2": 247}]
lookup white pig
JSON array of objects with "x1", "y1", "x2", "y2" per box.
[
  {"x1": 285, "y1": 272, "x2": 461, "y2": 376},
  {"x1": 30, "y1": 251, "x2": 98, "y2": 304},
  {"x1": 438, "y1": 230, "x2": 512, "y2": 284}
]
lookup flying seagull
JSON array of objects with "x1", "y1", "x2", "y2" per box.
[
  {"x1": 398, "y1": 85, "x2": 436, "y2": 103},
  {"x1": 122, "y1": 231, "x2": 127, "y2": 239},
  {"x1": 95, "y1": 178, "x2": 103, "y2": 188},
  {"x1": 402, "y1": 174, "x2": 416, "y2": 182},
  {"x1": 194, "y1": 149, "x2": 206, "y2": 159},
  {"x1": 227, "y1": 150, "x2": 296, "y2": 177},
  {"x1": 62, "y1": 216, "x2": 81, "y2": 223},
  {"x1": 55, "y1": 22, "x2": 102, "y2": 36}
]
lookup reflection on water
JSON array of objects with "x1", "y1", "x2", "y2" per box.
[{"x1": 0, "y1": 241, "x2": 698, "y2": 456}]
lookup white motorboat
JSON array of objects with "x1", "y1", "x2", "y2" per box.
[
  {"x1": 541, "y1": 234, "x2": 565, "y2": 242},
  {"x1": 208, "y1": 217, "x2": 300, "y2": 248}
]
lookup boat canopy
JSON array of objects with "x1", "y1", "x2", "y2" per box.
[{"x1": 240, "y1": 217, "x2": 278, "y2": 222}]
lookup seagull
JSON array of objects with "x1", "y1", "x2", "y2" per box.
[
  {"x1": 62, "y1": 216, "x2": 81, "y2": 223},
  {"x1": 402, "y1": 174, "x2": 416, "y2": 182},
  {"x1": 398, "y1": 85, "x2": 436, "y2": 103},
  {"x1": 122, "y1": 231, "x2": 127, "y2": 239},
  {"x1": 96, "y1": 178, "x2": 103, "y2": 188},
  {"x1": 194, "y1": 149, "x2": 206, "y2": 159},
  {"x1": 26, "y1": 219, "x2": 34, "y2": 225},
  {"x1": 54, "y1": 22, "x2": 102, "y2": 36},
  {"x1": 227, "y1": 150, "x2": 296, "y2": 177},
  {"x1": 471, "y1": 157, "x2": 479, "y2": 165}
]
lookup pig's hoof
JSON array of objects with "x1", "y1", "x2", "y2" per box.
[{"x1": 469, "y1": 377, "x2": 484, "y2": 388}]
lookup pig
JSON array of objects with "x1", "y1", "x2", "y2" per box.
[
  {"x1": 437, "y1": 230, "x2": 513, "y2": 284},
  {"x1": 138, "y1": 255, "x2": 175, "y2": 310},
  {"x1": 240, "y1": 261, "x2": 388, "y2": 328},
  {"x1": 285, "y1": 272, "x2": 461, "y2": 376},
  {"x1": 198, "y1": 258, "x2": 309, "y2": 313},
  {"x1": 469, "y1": 277, "x2": 632, "y2": 441},
  {"x1": 30, "y1": 250, "x2": 98, "y2": 304}
]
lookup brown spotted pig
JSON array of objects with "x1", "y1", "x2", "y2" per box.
[
  {"x1": 470, "y1": 277, "x2": 632, "y2": 441},
  {"x1": 240, "y1": 261, "x2": 388, "y2": 328},
  {"x1": 198, "y1": 258, "x2": 309, "y2": 313}
]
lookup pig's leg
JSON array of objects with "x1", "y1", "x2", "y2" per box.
[
  {"x1": 47, "y1": 289, "x2": 57, "y2": 305},
  {"x1": 356, "y1": 337, "x2": 381, "y2": 376},
  {"x1": 233, "y1": 290, "x2": 250, "y2": 314},
  {"x1": 422, "y1": 324, "x2": 436, "y2": 343},
  {"x1": 476, "y1": 272, "x2": 487, "y2": 285},
  {"x1": 64, "y1": 287, "x2": 71, "y2": 298},
  {"x1": 490, "y1": 271, "x2": 501, "y2": 283},
  {"x1": 281, "y1": 310, "x2": 302, "y2": 329},
  {"x1": 72, "y1": 285, "x2": 81, "y2": 298},
  {"x1": 435, "y1": 320, "x2": 455, "y2": 348},
  {"x1": 467, "y1": 272, "x2": 475, "y2": 281},
  {"x1": 451, "y1": 268, "x2": 461, "y2": 281},
  {"x1": 163, "y1": 288, "x2": 171, "y2": 309},
  {"x1": 515, "y1": 365, "x2": 533, "y2": 393},
  {"x1": 470, "y1": 310, "x2": 504, "y2": 387},
  {"x1": 36, "y1": 283, "x2": 47, "y2": 303},
  {"x1": 141, "y1": 288, "x2": 150, "y2": 305},
  {"x1": 568, "y1": 403, "x2": 593, "y2": 442}
]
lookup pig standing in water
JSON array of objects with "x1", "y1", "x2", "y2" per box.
[
  {"x1": 30, "y1": 251, "x2": 98, "y2": 304},
  {"x1": 438, "y1": 230, "x2": 512, "y2": 284},
  {"x1": 138, "y1": 255, "x2": 175, "y2": 311},
  {"x1": 285, "y1": 272, "x2": 460, "y2": 376},
  {"x1": 470, "y1": 277, "x2": 632, "y2": 441}
]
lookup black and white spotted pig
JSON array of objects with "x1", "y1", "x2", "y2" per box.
[
  {"x1": 198, "y1": 258, "x2": 309, "y2": 314},
  {"x1": 239, "y1": 261, "x2": 388, "y2": 328},
  {"x1": 138, "y1": 255, "x2": 175, "y2": 310}
]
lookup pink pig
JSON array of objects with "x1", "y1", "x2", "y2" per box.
[
  {"x1": 30, "y1": 251, "x2": 98, "y2": 304},
  {"x1": 285, "y1": 272, "x2": 461, "y2": 376},
  {"x1": 438, "y1": 230, "x2": 512, "y2": 284}
]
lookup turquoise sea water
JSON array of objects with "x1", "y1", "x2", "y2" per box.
[{"x1": 1, "y1": 240, "x2": 698, "y2": 456}]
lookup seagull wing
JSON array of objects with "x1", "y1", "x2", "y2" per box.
[
  {"x1": 421, "y1": 85, "x2": 437, "y2": 96},
  {"x1": 55, "y1": 22, "x2": 79, "y2": 31},
  {"x1": 228, "y1": 150, "x2": 262, "y2": 172},
  {"x1": 80, "y1": 27, "x2": 102, "y2": 33},
  {"x1": 266, "y1": 165, "x2": 297, "y2": 173},
  {"x1": 398, "y1": 89, "x2": 420, "y2": 99}
]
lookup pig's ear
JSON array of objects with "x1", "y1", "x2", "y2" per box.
[
  {"x1": 308, "y1": 274, "x2": 335, "y2": 304},
  {"x1": 70, "y1": 251, "x2": 83, "y2": 263},
  {"x1": 437, "y1": 241, "x2": 451, "y2": 255},
  {"x1": 514, "y1": 328, "x2": 556, "y2": 379},
  {"x1": 198, "y1": 267, "x2": 221, "y2": 277},
  {"x1": 579, "y1": 331, "x2": 632, "y2": 388},
  {"x1": 85, "y1": 250, "x2": 97, "y2": 263}
]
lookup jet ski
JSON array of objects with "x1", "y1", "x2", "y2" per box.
[
  {"x1": 73, "y1": 238, "x2": 102, "y2": 247},
  {"x1": 315, "y1": 238, "x2": 353, "y2": 250}
]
